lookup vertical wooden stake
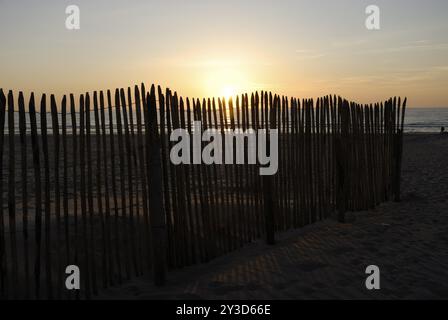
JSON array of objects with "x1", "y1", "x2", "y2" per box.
[
  {"x1": 263, "y1": 94, "x2": 276, "y2": 245},
  {"x1": 0, "y1": 89, "x2": 5, "y2": 299},
  {"x1": 147, "y1": 86, "x2": 167, "y2": 286}
]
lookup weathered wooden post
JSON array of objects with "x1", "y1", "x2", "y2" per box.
[
  {"x1": 263, "y1": 177, "x2": 275, "y2": 245},
  {"x1": 335, "y1": 100, "x2": 348, "y2": 223},
  {"x1": 394, "y1": 98, "x2": 406, "y2": 202},
  {"x1": 263, "y1": 94, "x2": 277, "y2": 245},
  {"x1": 146, "y1": 85, "x2": 167, "y2": 286},
  {"x1": 0, "y1": 89, "x2": 5, "y2": 299},
  {"x1": 334, "y1": 136, "x2": 346, "y2": 223}
]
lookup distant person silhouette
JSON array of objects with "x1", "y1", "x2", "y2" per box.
[{"x1": 442, "y1": 126, "x2": 445, "y2": 134}]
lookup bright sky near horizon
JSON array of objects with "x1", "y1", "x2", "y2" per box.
[{"x1": 1, "y1": 0, "x2": 448, "y2": 107}]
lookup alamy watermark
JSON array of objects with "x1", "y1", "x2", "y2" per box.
[
  {"x1": 65, "y1": 265, "x2": 80, "y2": 290},
  {"x1": 365, "y1": 5, "x2": 380, "y2": 30},
  {"x1": 65, "y1": 5, "x2": 80, "y2": 30},
  {"x1": 170, "y1": 121, "x2": 279, "y2": 176},
  {"x1": 365, "y1": 265, "x2": 380, "y2": 290},
  {"x1": 64, "y1": 5, "x2": 379, "y2": 31}
]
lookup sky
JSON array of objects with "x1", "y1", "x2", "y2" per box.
[{"x1": 1, "y1": 0, "x2": 448, "y2": 107}]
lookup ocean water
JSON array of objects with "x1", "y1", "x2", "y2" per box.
[{"x1": 405, "y1": 108, "x2": 448, "y2": 133}]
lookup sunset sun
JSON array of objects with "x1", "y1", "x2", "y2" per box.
[
  {"x1": 221, "y1": 85, "x2": 236, "y2": 100},
  {"x1": 201, "y1": 64, "x2": 251, "y2": 99}
]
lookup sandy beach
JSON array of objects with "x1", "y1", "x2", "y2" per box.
[
  {"x1": 3, "y1": 0, "x2": 448, "y2": 307},
  {"x1": 97, "y1": 133, "x2": 448, "y2": 300}
]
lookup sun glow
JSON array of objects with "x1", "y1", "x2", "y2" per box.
[
  {"x1": 221, "y1": 85, "x2": 237, "y2": 100},
  {"x1": 201, "y1": 62, "x2": 252, "y2": 100}
]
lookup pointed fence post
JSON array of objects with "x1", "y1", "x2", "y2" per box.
[
  {"x1": 146, "y1": 86, "x2": 167, "y2": 286},
  {"x1": 394, "y1": 98, "x2": 406, "y2": 202},
  {"x1": 335, "y1": 100, "x2": 348, "y2": 223},
  {"x1": 263, "y1": 94, "x2": 277, "y2": 245}
]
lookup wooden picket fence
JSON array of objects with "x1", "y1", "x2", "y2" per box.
[{"x1": 0, "y1": 85, "x2": 406, "y2": 299}]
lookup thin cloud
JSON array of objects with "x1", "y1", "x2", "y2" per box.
[{"x1": 295, "y1": 49, "x2": 327, "y2": 60}]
